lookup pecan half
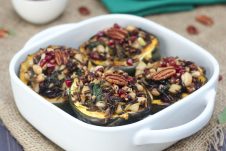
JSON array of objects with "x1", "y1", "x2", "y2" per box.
[
  {"x1": 151, "y1": 67, "x2": 176, "y2": 81},
  {"x1": 186, "y1": 25, "x2": 198, "y2": 35},
  {"x1": 106, "y1": 27, "x2": 128, "y2": 40},
  {"x1": 195, "y1": 15, "x2": 213, "y2": 26},
  {"x1": 105, "y1": 73, "x2": 128, "y2": 86},
  {"x1": 55, "y1": 49, "x2": 68, "y2": 65}
]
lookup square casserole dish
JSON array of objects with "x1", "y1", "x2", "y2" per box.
[{"x1": 9, "y1": 15, "x2": 219, "y2": 151}]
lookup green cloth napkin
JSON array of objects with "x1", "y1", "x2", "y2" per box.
[{"x1": 101, "y1": 0, "x2": 226, "y2": 16}]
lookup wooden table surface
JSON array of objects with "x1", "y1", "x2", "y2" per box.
[{"x1": 0, "y1": 121, "x2": 23, "y2": 151}]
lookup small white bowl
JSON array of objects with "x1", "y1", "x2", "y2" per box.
[{"x1": 11, "y1": 0, "x2": 68, "y2": 24}]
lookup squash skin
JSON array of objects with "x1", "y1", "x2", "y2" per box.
[{"x1": 69, "y1": 94, "x2": 151, "y2": 126}]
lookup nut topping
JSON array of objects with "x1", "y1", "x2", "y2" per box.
[
  {"x1": 55, "y1": 50, "x2": 68, "y2": 65},
  {"x1": 181, "y1": 72, "x2": 192, "y2": 86},
  {"x1": 106, "y1": 27, "x2": 128, "y2": 40},
  {"x1": 151, "y1": 67, "x2": 176, "y2": 81},
  {"x1": 195, "y1": 15, "x2": 214, "y2": 26},
  {"x1": 32, "y1": 65, "x2": 42, "y2": 74},
  {"x1": 104, "y1": 73, "x2": 128, "y2": 86}
]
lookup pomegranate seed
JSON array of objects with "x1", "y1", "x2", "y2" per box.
[
  {"x1": 45, "y1": 55, "x2": 53, "y2": 61},
  {"x1": 160, "y1": 61, "x2": 167, "y2": 67},
  {"x1": 65, "y1": 80, "x2": 72, "y2": 87},
  {"x1": 78, "y1": 6, "x2": 90, "y2": 16},
  {"x1": 130, "y1": 36, "x2": 137, "y2": 42},
  {"x1": 108, "y1": 40, "x2": 115, "y2": 46},
  {"x1": 127, "y1": 58, "x2": 133, "y2": 66},
  {"x1": 118, "y1": 89, "x2": 125, "y2": 96},
  {"x1": 90, "y1": 52, "x2": 101, "y2": 60},
  {"x1": 46, "y1": 51, "x2": 55, "y2": 56},
  {"x1": 127, "y1": 77, "x2": 134, "y2": 83}
]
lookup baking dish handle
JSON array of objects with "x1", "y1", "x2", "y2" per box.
[{"x1": 134, "y1": 89, "x2": 216, "y2": 145}]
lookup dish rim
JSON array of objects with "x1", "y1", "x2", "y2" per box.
[{"x1": 9, "y1": 14, "x2": 219, "y2": 131}]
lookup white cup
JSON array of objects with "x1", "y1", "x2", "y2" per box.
[{"x1": 11, "y1": 0, "x2": 68, "y2": 24}]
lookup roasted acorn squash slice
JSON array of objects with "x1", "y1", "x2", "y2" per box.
[
  {"x1": 136, "y1": 57, "x2": 208, "y2": 114},
  {"x1": 79, "y1": 24, "x2": 160, "y2": 75},
  {"x1": 69, "y1": 68, "x2": 151, "y2": 126},
  {"x1": 19, "y1": 45, "x2": 88, "y2": 106}
]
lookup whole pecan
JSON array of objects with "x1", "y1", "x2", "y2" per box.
[
  {"x1": 54, "y1": 49, "x2": 68, "y2": 65},
  {"x1": 151, "y1": 67, "x2": 176, "y2": 81},
  {"x1": 106, "y1": 27, "x2": 128, "y2": 40},
  {"x1": 105, "y1": 73, "x2": 128, "y2": 86}
]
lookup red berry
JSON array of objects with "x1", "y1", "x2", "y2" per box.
[
  {"x1": 118, "y1": 89, "x2": 125, "y2": 96},
  {"x1": 108, "y1": 40, "x2": 115, "y2": 46},
  {"x1": 127, "y1": 76, "x2": 134, "y2": 83},
  {"x1": 65, "y1": 80, "x2": 72, "y2": 87},
  {"x1": 127, "y1": 58, "x2": 133, "y2": 66},
  {"x1": 45, "y1": 55, "x2": 53, "y2": 61},
  {"x1": 130, "y1": 36, "x2": 137, "y2": 42},
  {"x1": 90, "y1": 52, "x2": 101, "y2": 60}
]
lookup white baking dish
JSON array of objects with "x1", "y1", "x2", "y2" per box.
[{"x1": 9, "y1": 15, "x2": 219, "y2": 151}]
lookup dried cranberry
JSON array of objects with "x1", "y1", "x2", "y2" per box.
[
  {"x1": 127, "y1": 58, "x2": 133, "y2": 66},
  {"x1": 65, "y1": 79, "x2": 72, "y2": 87},
  {"x1": 78, "y1": 6, "x2": 90, "y2": 16}
]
